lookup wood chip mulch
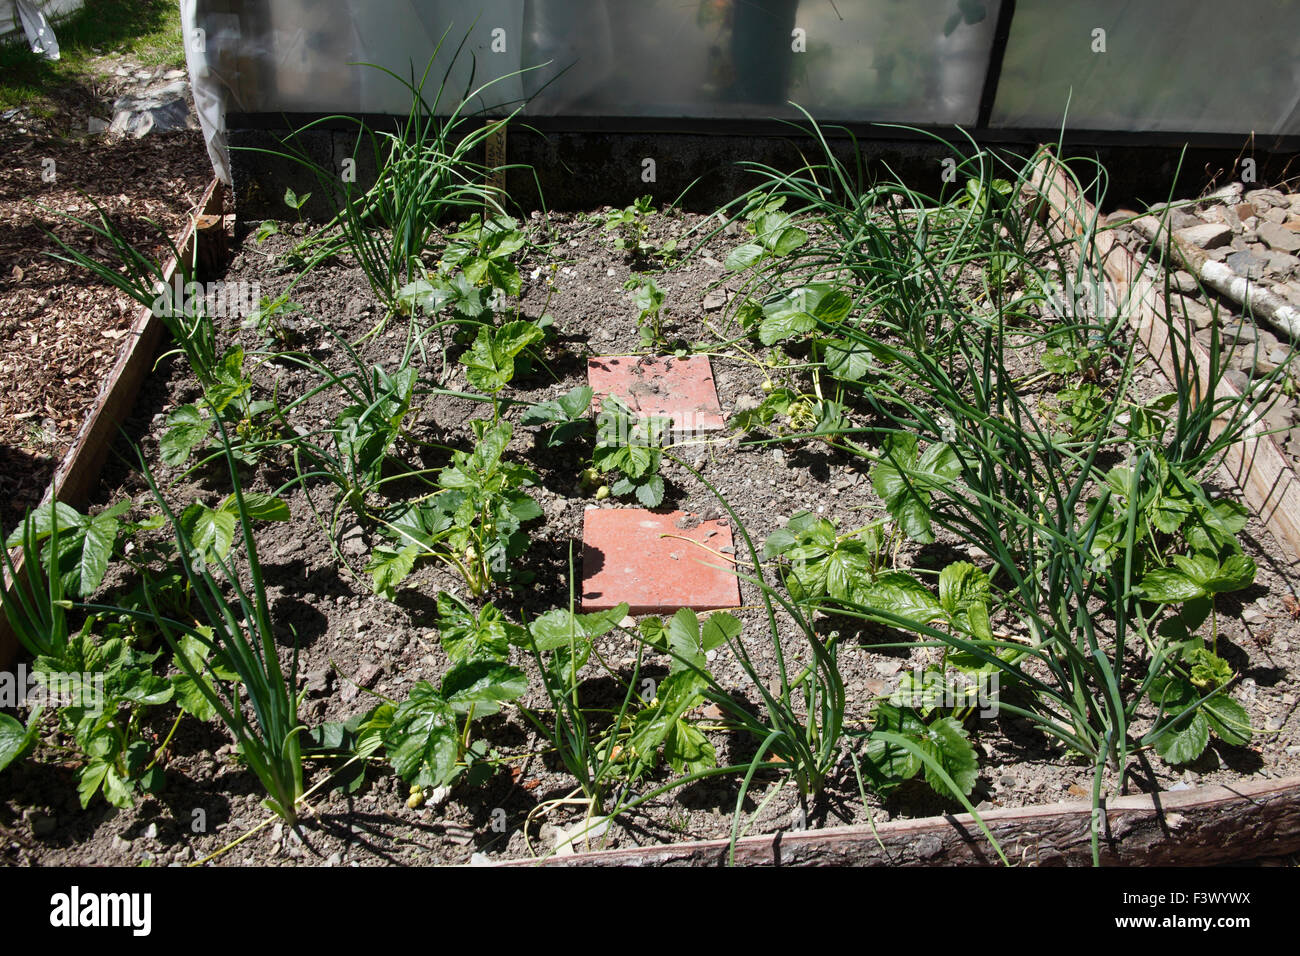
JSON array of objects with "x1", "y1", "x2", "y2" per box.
[{"x1": 0, "y1": 125, "x2": 210, "y2": 534}]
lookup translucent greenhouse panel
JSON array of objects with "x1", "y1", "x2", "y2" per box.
[
  {"x1": 991, "y1": 0, "x2": 1300, "y2": 136},
  {"x1": 190, "y1": 0, "x2": 525, "y2": 118},
  {"x1": 521, "y1": 0, "x2": 1003, "y2": 124},
  {"x1": 191, "y1": 1, "x2": 1001, "y2": 125}
]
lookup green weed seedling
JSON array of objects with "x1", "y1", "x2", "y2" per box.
[
  {"x1": 254, "y1": 187, "x2": 319, "y2": 271},
  {"x1": 603, "y1": 195, "x2": 678, "y2": 263},
  {"x1": 242, "y1": 292, "x2": 308, "y2": 350}
]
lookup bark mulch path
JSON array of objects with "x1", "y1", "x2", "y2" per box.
[{"x1": 0, "y1": 121, "x2": 209, "y2": 534}]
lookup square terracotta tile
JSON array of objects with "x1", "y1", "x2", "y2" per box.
[
  {"x1": 587, "y1": 355, "x2": 725, "y2": 433},
  {"x1": 581, "y1": 508, "x2": 741, "y2": 613}
]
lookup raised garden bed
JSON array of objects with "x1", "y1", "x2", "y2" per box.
[{"x1": 2, "y1": 121, "x2": 1299, "y2": 866}]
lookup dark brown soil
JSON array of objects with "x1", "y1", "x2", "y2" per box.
[{"x1": 2, "y1": 203, "x2": 1298, "y2": 868}]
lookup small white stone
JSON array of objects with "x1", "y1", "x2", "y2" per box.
[{"x1": 554, "y1": 815, "x2": 612, "y2": 854}]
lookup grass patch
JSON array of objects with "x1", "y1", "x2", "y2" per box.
[{"x1": 0, "y1": 0, "x2": 182, "y2": 114}]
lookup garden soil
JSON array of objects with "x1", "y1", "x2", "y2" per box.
[{"x1": 3, "y1": 205, "x2": 1298, "y2": 867}]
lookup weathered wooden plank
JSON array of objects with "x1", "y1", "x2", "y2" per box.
[{"x1": 504, "y1": 775, "x2": 1300, "y2": 867}]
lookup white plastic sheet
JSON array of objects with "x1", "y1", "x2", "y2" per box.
[
  {"x1": 181, "y1": 0, "x2": 230, "y2": 183},
  {"x1": 13, "y1": 0, "x2": 64, "y2": 59}
]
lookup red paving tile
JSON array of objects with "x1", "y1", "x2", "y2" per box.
[
  {"x1": 587, "y1": 354, "x2": 725, "y2": 433},
  {"x1": 581, "y1": 508, "x2": 741, "y2": 614}
]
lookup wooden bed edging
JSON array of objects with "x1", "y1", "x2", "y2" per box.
[
  {"x1": 0, "y1": 178, "x2": 225, "y2": 670},
  {"x1": 1029, "y1": 150, "x2": 1300, "y2": 560},
  {"x1": 501, "y1": 775, "x2": 1300, "y2": 866}
]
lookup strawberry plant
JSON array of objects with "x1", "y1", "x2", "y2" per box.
[
  {"x1": 459, "y1": 319, "x2": 547, "y2": 398},
  {"x1": 859, "y1": 700, "x2": 980, "y2": 802},
  {"x1": 44, "y1": 626, "x2": 176, "y2": 809},
  {"x1": 521, "y1": 385, "x2": 594, "y2": 448},
  {"x1": 4, "y1": 500, "x2": 131, "y2": 599},
  {"x1": 596, "y1": 668, "x2": 719, "y2": 783},
  {"x1": 519, "y1": 601, "x2": 639, "y2": 809},
  {"x1": 0, "y1": 708, "x2": 42, "y2": 777},
  {"x1": 439, "y1": 214, "x2": 527, "y2": 301},
  {"x1": 328, "y1": 361, "x2": 419, "y2": 508},
  {"x1": 762, "y1": 512, "x2": 892, "y2": 605},
  {"x1": 368, "y1": 420, "x2": 542, "y2": 597},
  {"x1": 161, "y1": 345, "x2": 280, "y2": 469},
  {"x1": 733, "y1": 384, "x2": 848, "y2": 439},
  {"x1": 744, "y1": 282, "x2": 852, "y2": 348},
  {"x1": 640, "y1": 607, "x2": 740, "y2": 676},
  {"x1": 723, "y1": 198, "x2": 809, "y2": 273},
  {"x1": 0, "y1": 503, "x2": 226, "y2": 809},
  {"x1": 592, "y1": 395, "x2": 669, "y2": 507},
  {"x1": 625, "y1": 275, "x2": 668, "y2": 348},
  {"x1": 870, "y1": 433, "x2": 961, "y2": 544},
  {"x1": 602, "y1": 195, "x2": 677, "y2": 262},
  {"x1": 366, "y1": 597, "x2": 528, "y2": 791}
]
